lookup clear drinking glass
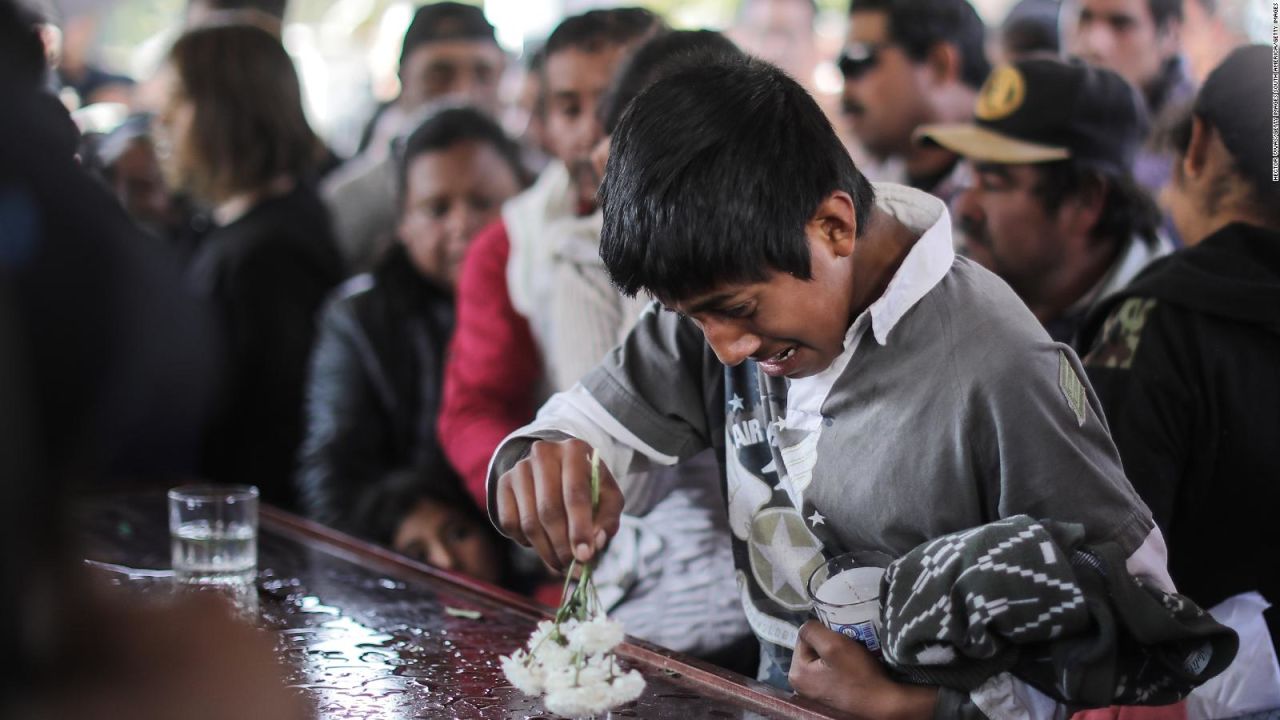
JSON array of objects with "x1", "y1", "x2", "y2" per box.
[
  {"x1": 807, "y1": 550, "x2": 891, "y2": 656},
  {"x1": 168, "y1": 485, "x2": 259, "y2": 612}
]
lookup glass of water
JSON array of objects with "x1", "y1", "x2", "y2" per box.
[
  {"x1": 807, "y1": 550, "x2": 892, "y2": 657},
  {"x1": 168, "y1": 485, "x2": 259, "y2": 610}
]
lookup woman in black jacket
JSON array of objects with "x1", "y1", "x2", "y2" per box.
[
  {"x1": 297, "y1": 107, "x2": 527, "y2": 584},
  {"x1": 157, "y1": 24, "x2": 344, "y2": 509}
]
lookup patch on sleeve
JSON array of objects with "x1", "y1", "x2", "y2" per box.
[
  {"x1": 1084, "y1": 298, "x2": 1157, "y2": 370},
  {"x1": 1059, "y1": 351, "x2": 1087, "y2": 427}
]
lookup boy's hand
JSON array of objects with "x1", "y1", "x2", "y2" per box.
[
  {"x1": 790, "y1": 620, "x2": 938, "y2": 720},
  {"x1": 494, "y1": 438, "x2": 623, "y2": 572}
]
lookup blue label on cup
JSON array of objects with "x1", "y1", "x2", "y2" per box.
[{"x1": 835, "y1": 620, "x2": 881, "y2": 655}]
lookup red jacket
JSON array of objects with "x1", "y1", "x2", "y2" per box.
[{"x1": 438, "y1": 219, "x2": 542, "y2": 510}]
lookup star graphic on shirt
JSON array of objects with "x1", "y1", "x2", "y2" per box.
[
  {"x1": 727, "y1": 394, "x2": 745, "y2": 413},
  {"x1": 808, "y1": 511, "x2": 826, "y2": 527},
  {"x1": 771, "y1": 416, "x2": 787, "y2": 434},
  {"x1": 756, "y1": 515, "x2": 820, "y2": 599}
]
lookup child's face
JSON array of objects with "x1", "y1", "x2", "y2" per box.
[
  {"x1": 393, "y1": 498, "x2": 504, "y2": 585},
  {"x1": 669, "y1": 220, "x2": 857, "y2": 380}
]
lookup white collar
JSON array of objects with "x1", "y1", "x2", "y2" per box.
[
  {"x1": 862, "y1": 183, "x2": 956, "y2": 346},
  {"x1": 786, "y1": 184, "x2": 956, "y2": 428}
]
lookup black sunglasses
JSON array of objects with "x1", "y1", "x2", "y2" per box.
[{"x1": 838, "y1": 43, "x2": 885, "y2": 80}]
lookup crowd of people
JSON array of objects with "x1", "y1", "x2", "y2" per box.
[{"x1": 2, "y1": 0, "x2": 1277, "y2": 717}]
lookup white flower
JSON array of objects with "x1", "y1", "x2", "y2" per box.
[
  {"x1": 544, "y1": 681, "x2": 616, "y2": 718},
  {"x1": 567, "y1": 616, "x2": 625, "y2": 655},
  {"x1": 500, "y1": 650, "x2": 545, "y2": 695},
  {"x1": 534, "y1": 637, "x2": 575, "y2": 668},
  {"x1": 609, "y1": 668, "x2": 645, "y2": 705},
  {"x1": 543, "y1": 659, "x2": 606, "y2": 694},
  {"x1": 540, "y1": 657, "x2": 646, "y2": 717},
  {"x1": 528, "y1": 619, "x2": 565, "y2": 650}
]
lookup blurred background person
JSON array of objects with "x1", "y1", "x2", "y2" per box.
[
  {"x1": 839, "y1": 0, "x2": 990, "y2": 204},
  {"x1": 730, "y1": 0, "x2": 818, "y2": 90},
  {"x1": 438, "y1": 7, "x2": 664, "y2": 508},
  {"x1": 1, "y1": 4, "x2": 302, "y2": 716},
  {"x1": 1180, "y1": 0, "x2": 1268, "y2": 84},
  {"x1": 298, "y1": 107, "x2": 528, "y2": 585},
  {"x1": 157, "y1": 22, "x2": 343, "y2": 510},
  {"x1": 1062, "y1": 0, "x2": 1192, "y2": 197},
  {"x1": 323, "y1": 2, "x2": 507, "y2": 273},
  {"x1": 55, "y1": 6, "x2": 135, "y2": 108},
  {"x1": 505, "y1": 44, "x2": 552, "y2": 176},
  {"x1": 82, "y1": 112, "x2": 214, "y2": 270},
  {"x1": 185, "y1": 0, "x2": 286, "y2": 31},
  {"x1": 1080, "y1": 48, "x2": 1280, "y2": 717},
  {"x1": 921, "y1": 57, "x2": 1167, "y2": 343},
  {"x1": 84, "y1": 114, "x2": 175, "y2": 243},
  {"x1": 995, "y1": 0, "x2": 1060, "y2": 63}
]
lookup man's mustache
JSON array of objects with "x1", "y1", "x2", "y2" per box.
[{"x1": 957, "y1": 215, "x2": 992, "y2": 250}]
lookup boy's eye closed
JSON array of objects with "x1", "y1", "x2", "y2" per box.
[{"x1": 721, "y1": 303, "x2": 754, "y2": 319}]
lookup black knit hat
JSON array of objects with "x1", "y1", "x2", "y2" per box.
[
  {"x1": 1194, "y1": 44, "x2": 1272, "y2": 187},
  {"x1": 917, "y1": 56, "x2": 1148, "y2": 174},
  {"x1": 400, "y1": 2, "x2": 497, "y2": 67}
]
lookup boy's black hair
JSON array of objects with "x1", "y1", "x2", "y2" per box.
[
  {"x1": 543, "y1": 7, "x2": 664, "y2": 58},
  {"x1": 396, "y1": 106, "x2": 530, "y2": 200},
  {"x1": 848, "y1": 0, "x2": 991, "y2": 89},
  {"x1": 600, "y1": 29, "x2": 744, "y2": 135},
  {"x1": 600, "y1": 58, "x2": 876, "y2": 301}
]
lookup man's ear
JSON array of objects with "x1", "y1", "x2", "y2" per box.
[
  {"x1": 1182, "y1": 115, "x2": 1211, "y2": 181},
  {"x1": 809, "y1": 191, "x2": 858, "y2": 258},
  {"x1": 924, "y1": 41, "x2": 962, "y2": 86}
]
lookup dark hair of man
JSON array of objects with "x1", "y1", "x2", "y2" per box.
[
  {"x1": 543, "y1": 7, "x2": 664, "y2": 58},
  {"x1": 167, "y1": 23, "x2": 319, "y2": 204},
  {"x1": 1146, "y1": 0, "x2": 1183, "y2": 28},
  {"x1": 399, "y1": 2, "x2": 497, "y2": 68},
  {"x1": 600, "y1": 29, "x2": 745, "y2": 135},
  {"x1": 186, "y1": 0, "x2": 287, "y2": 21},
  {"x1": 848, "y1": 0, "x2": 991, "y2": 89},
  {"x1": 1032, "y1": 160, "x2": 1161, "y2": 248},
  {"x1": 395, "y1": 105, "x2": 531, "y2": 201},
  {"x1": 600, "y1": 58, "x2": 876, "y2": 301},
  {"x1": 0, "y1": 0, "x2": 45, "y2": 88}
]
